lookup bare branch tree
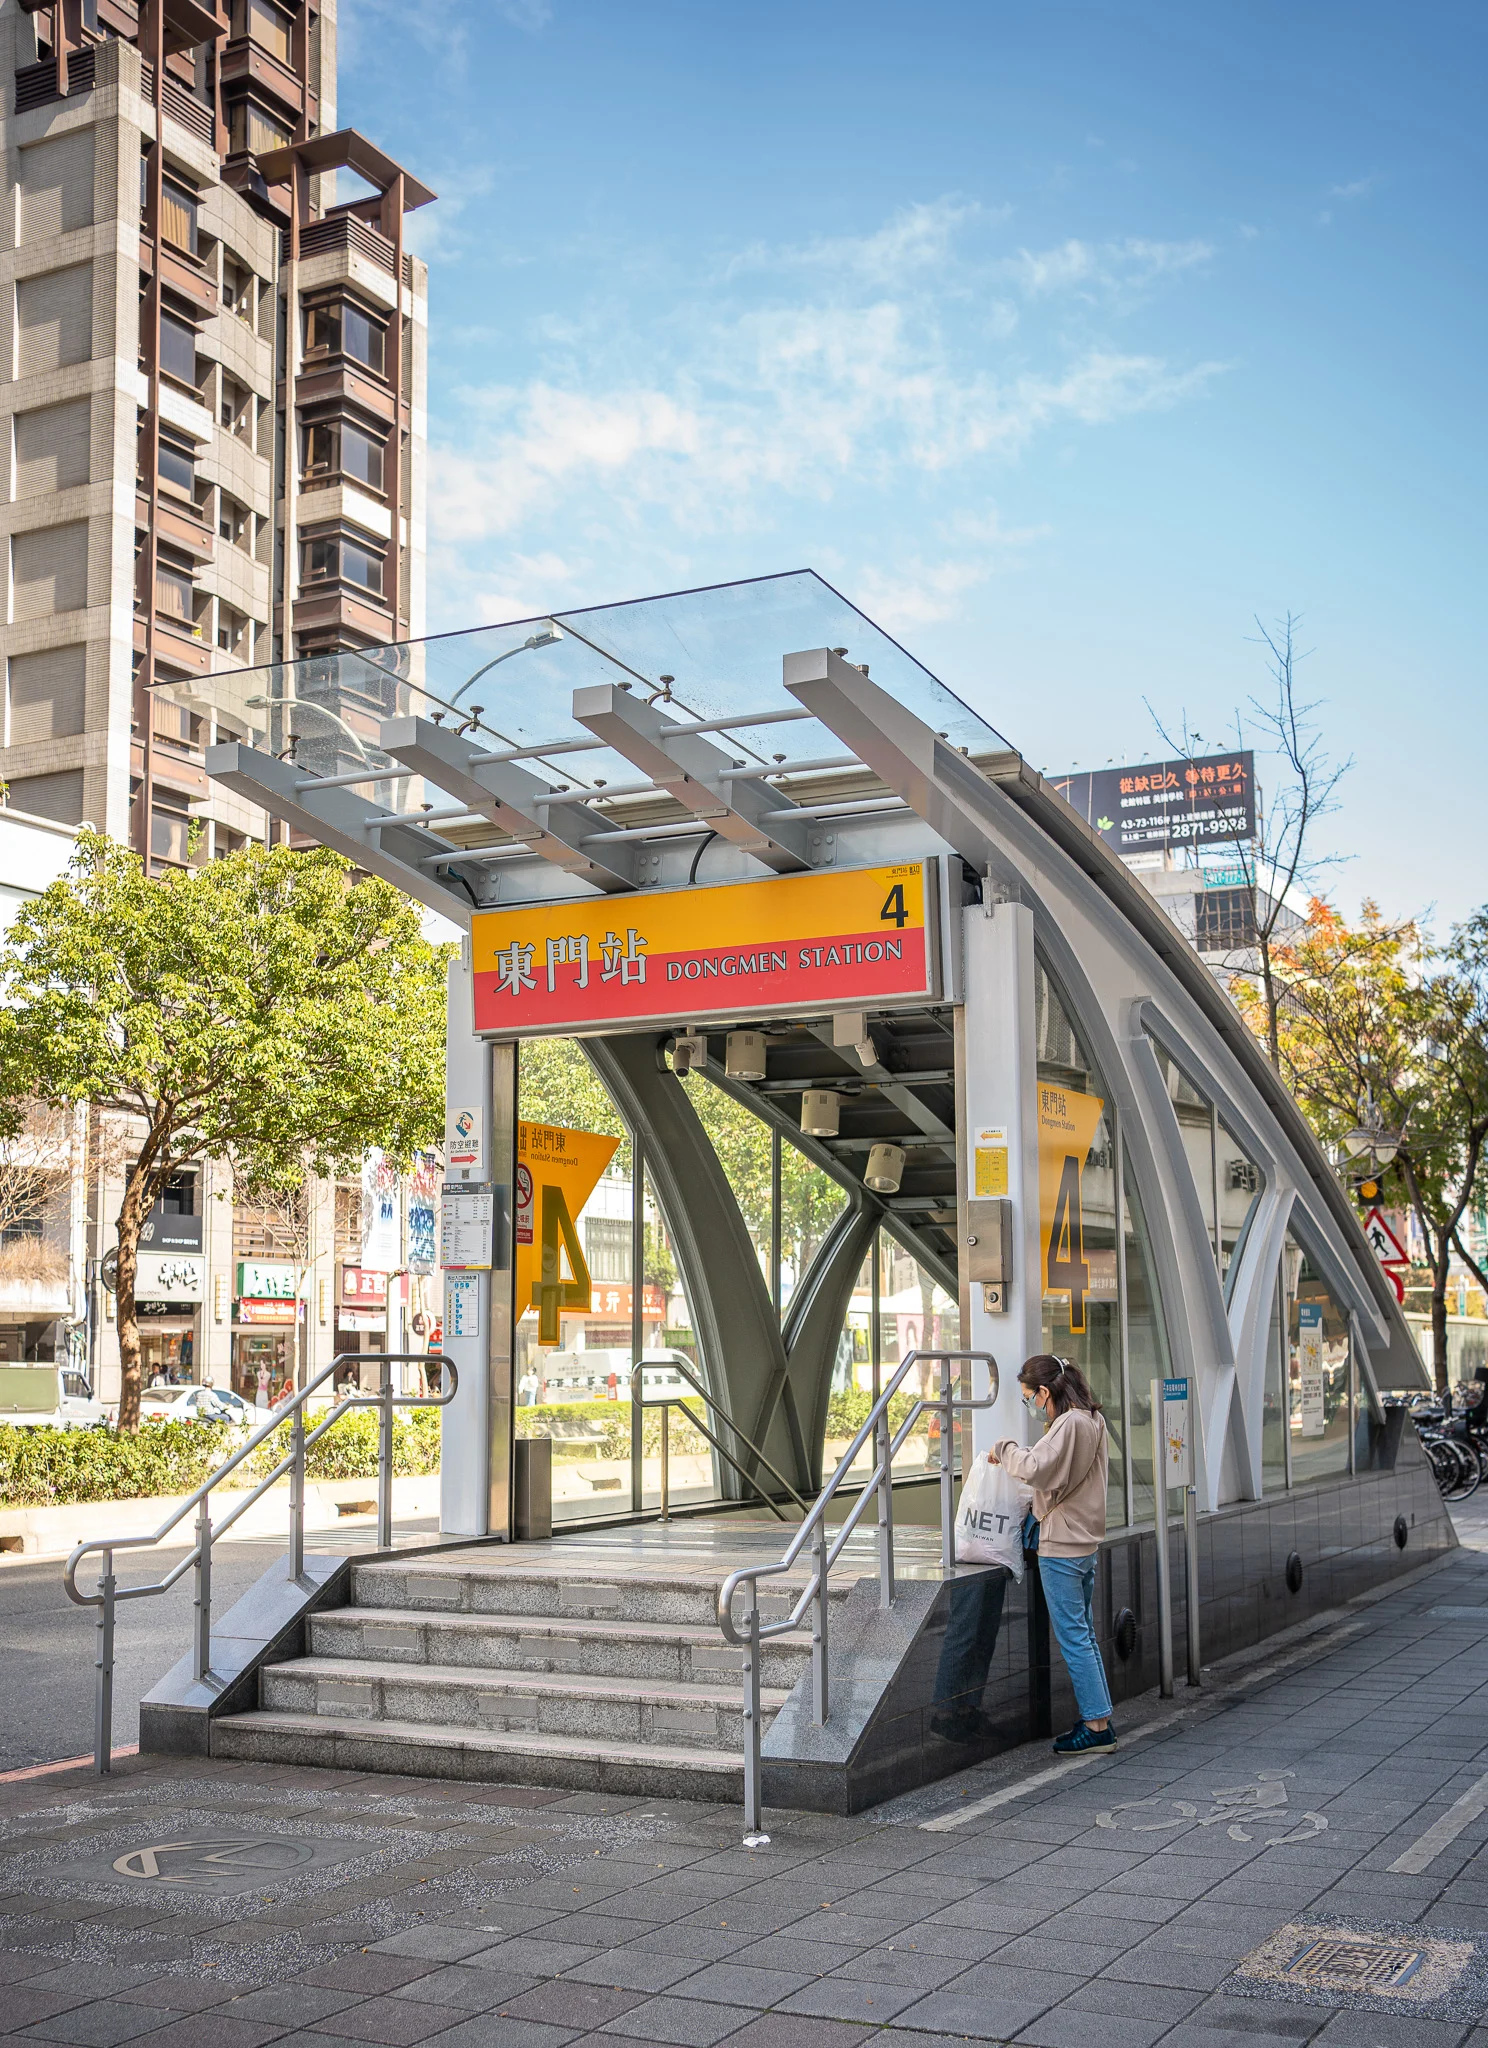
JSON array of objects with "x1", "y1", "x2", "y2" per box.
[{"x1": 1148, "y1": 611, "x2": 1352, "y2": 1070}]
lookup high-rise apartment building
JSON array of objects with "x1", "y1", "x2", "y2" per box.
[
  {"x1": 0, "y1": 0, "x2": 432, "y2": 870},
  {"x1": 0, "y1": 0, "x2": 433, "y2": 1406}
]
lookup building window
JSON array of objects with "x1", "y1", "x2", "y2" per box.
[
  {"x1": 303, "y1": 417, "x2": 385, "y2": 492},
  {"x1": 585, "y1": 1216, "x2": 630, "y2": 1284},
  {"x1": 230, "y1": 0, "x2": 293, "y2": 62},
  {"x1": 1194, "y1": 885, "x2": 1258, "y2": 953},
  {"x1": 221, "y1": 376, "x2": 253, "y2": 441},
  {"x1": 154, "y1": 558, "x2": 195, "y2": 624},
  {"x1": 222, "y1": 258, "x2": 255, "y2": 322},
  {"x1": 228, "y1": 97, "x2": 291, "y2": 157},
  {"x1": 159, "y1": 312, "x2": 197, "y2": 388},
  {"x1": 150, "y1": 804, "x2": 192, "y2": 865},
  {"x1": 219, "y1": 493, "x2": 250, "y2": 548},
  {"x1": 303, "y1": 533, "x2": 385, "y2": 594},
  {"x1": 305, "y1": 299, "x2": 387, "y2": 376},
  {"x1": 160, "y1": 179, "x2": 199, "y2": 258},
  {"x1": 157, "y1": 430, "x2": 195, "y2": 497}
]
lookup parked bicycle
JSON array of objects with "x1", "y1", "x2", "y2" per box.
[{"x1": 1411, "y1": 1397, "x2": 1484, "y2": 1501}]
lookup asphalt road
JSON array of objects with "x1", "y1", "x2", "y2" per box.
[{"x1": 0, "y1": 1521, "x2": 439, "y2": 1774}]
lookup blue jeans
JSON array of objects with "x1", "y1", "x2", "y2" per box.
[{"x1": 1039, "y1": 1553, "x2": 1113, "y2": 1723}]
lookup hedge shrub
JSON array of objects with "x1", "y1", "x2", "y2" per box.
[{"x1": 0, "y1": 1419, "x2": 235, "y2": 1508}]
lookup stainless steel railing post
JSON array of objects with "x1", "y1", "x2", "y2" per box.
[
  {"x1": 812, "y1": 1519, "x2": 829, "y2": 1725},
  {"x1": 1152, "y1": 1377, "x2": 1175, "y2": 1699},
  {"x1": 1184, "y1": 1481, "x2": 1202, "y2": 1688},
  {"x1": 378, "y1": 1356, "x2": 394, "y2": 1550},
  {"x1": 875, "y1": 1404, "x2": 895, "y2": 1606},
  {"x1": 659, "y1": 1403, "x2": 670, "y2": 1523},
  {"x1": 939, "y1": 1355, "x2": 957, "y2": 1578},
  {"x1": 741, "y1": 1590, "x2": 768, "y2": 1847},
  {"x1": 93, "y1": 1550, "x2": 115, "y2": 1775},
  {"x1": 289, "y1": 1404, "x2": 306, "y2": 1581},
  {"x1": 192, "y1": 1501, "x2": 211, "y2": 1682}
]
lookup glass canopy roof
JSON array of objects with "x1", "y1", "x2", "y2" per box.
[{"x1": 163, "y1": 571, "x2": 1011, "y2": 816}]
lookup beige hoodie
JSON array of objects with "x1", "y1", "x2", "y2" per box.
[{"x1": 990, "y1": 1408, "x2": 1108, "y2": 1558}]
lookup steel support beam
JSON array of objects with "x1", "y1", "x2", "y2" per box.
[
  {"x1": 581, "y1": 1035, "x2": 801, "y2": 1495},
  {"x1": 380, "y1": 715, "x2": 637, "y2": 894},
  {"x1": 572, "y1": 683, "x2": 812, "y2": 872},
  {"x1": 205, "y1": 741, "x2": 477, "y2": 921},
  {"x1": 780, "y1": 1200, "x2": 879, "y2": 1492}
]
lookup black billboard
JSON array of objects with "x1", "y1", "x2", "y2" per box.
[{"x1": 1051, "y1": 750, "x2": 1255, "y2": 855}]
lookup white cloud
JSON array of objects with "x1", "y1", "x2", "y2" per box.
[
  {"x1": 425, "y1": 196, "x2": 1225, "y2": 633},
  {"x1": 1329, "y1": 176, "x2": 1376, "y2": 201},
  {"x1": 1007, "y1": 235, "x2": 1212, "y2": 302}
]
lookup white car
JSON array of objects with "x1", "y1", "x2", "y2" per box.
[{"x1": 136, "y1": 1384, "x2": 253, "y2": 1427}]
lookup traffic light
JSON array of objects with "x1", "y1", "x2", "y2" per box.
[{"x1": 1355, "y1": 1173, "x2": 1384, "y2": 1206}]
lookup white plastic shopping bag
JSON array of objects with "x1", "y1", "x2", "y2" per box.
[{"x1": 954, "y1": 1453, "x2": 1032, "y2": 1579}]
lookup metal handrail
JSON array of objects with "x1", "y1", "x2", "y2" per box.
[
  {"x1": 63, "y1": 1351, "x2": 457, "y2": 1775},
  {"x1": 716, "y1": 1348, "x2": 997, "y2": 1844},
  {"x1": 630, "y1": 1354, "x2": 809, "y2": 1524}
]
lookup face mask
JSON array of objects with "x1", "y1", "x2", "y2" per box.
[{"x1": 1021, "y1": 1392, "x2": 1042, "y2": 1416}]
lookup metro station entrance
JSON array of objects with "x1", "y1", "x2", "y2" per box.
[{"x1": 174, "y1": 568, "x2": 1444, "y2": 1810}]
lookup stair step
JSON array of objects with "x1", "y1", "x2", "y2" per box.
[
  {"x1": 211, "y1": 1709, "x2": 745, "y2": 1800},
  {"x1": 351, "y1": 1557, "x2": 840, "y2": 1628},
  {"x1": 261, "y1": 1655, "x2": 788, "y2": 1748},
  {"x1": 310, "y1": 1606, "x2": 810, "y2": 1684}
]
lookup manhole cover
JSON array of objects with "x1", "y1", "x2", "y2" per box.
[
  {"x1": 1284, "y1": 1936, "x2": 1425, "y2": 1991},
  {"x1": 1233, "y1": 1922, "x2": 1486, "y2": 2016}
]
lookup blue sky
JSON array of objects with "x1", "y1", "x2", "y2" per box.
[{"x1": 341, "y1": 1, "x2": 1484, "y2": 930}]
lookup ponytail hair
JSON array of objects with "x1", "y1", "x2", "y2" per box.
[{"x1": 1019, "y1": 1352, "x2": 1102, "y2": 1419}]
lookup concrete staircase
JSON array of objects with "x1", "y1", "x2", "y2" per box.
[{"x1": 211, "y1": 1544, "x2": 825, "y2": 1799}]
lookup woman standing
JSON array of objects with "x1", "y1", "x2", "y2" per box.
[{"x1": 988, "y1": 1353, "x2": 1115, "y2": 1754}]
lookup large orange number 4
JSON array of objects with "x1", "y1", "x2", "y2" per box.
[
  {"x1": 532, "y1": 1184, "x2": 591, "y2": 1345},
  {"x1": 1046, "y1": 1152, "x2": 1091, "y2": 1334}
]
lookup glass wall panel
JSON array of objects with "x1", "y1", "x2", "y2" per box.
[
  {"x1": 1147, "y1": 1035, "x2": 1261, "y2": 1287},
  {"x1": 1036, "y1": 961, "x2": 1126, "y2": 1517},
  {"x1": 779, "y1": 1135, "x2": 849, "y2": 1315},
  {"x1": 1287, "y1": 1234, "x2": 1352, "y2": 1484},
  {"x1": 1262, "y1": 1274, "x2": 1289, "y2": 1492},
  {"x1": 1217, "y1": 1116, "x2": 1261, "y2": 1284},
  {"x1": 1123, "y1": 1159, "x2": 1170, "y2": 1528},
  {"x1": 682, "y1": 1075, "x2": 771, "y2": 1287}
]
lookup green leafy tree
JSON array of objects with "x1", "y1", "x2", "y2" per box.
[
  {"x1": 1242, "y1": 900, "x2": 1488, "y2": 1390},
  {"x1": 0, "y1": 833, "x2": 448, "y2": 1431}
]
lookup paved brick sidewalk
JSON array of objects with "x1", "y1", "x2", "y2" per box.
[{"x1": 5, "y1": 1526, "x2": 1488, "y2": 2048}]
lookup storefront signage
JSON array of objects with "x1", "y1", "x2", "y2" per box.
[
  {"x1": 236, "y1": 1261, "x2": 297, "y2": 1300},
  {"x1": 582, "y1": 1282, "x2": 668, "y2": 1321},
  {"x1": 1052, "y1": 752, "x2": 1255, "y2": 855},
  {"x1": 1037, "y1": 1083, "x2": 1106, "y2": 1335},
  {"x1": 361, "y1": 1149, "x2": 400, "y2": 1270},
  {"x1": 1297, "y1": 1301, "x2": 1326, "y2": 1436},
  {"x1": 139, "y1": 1207, "x2": 203, "y2": 1254},
  {"x1": 237, "y1": 1297, "x2": 297, "y2": 1325},
  {"x1": 470, "y1": 862, "x2": 936, "y2": 1035},
  {"x1": 408, "y1": 1152, "x2": 439, "y2": 1272},
  {"x1": 337, "y1": 1309, "x2": 386, "y2": 1332},
  {"x1": 135, "y1": 1253, "x2": 205, "y2": 1303},
  {"x1": 338, "y1": 1266, "x2": 405, "y2": 1306},
  {"x1": 517, "y1": 1123, "x2": 620, "y2": 1346}
]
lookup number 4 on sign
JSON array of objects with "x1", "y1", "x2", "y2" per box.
[
  {"x1": 1047, "y1": 1154, "x2": 1090, "y2": 1333},
  {"x1": 532, "y1": 1185, "x2": 592, "y2": 1345}
]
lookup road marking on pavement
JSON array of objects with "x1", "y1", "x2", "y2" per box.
[
  {"x1": 917, "y1": 1616, "x2": 1371, "y2": 1834},
  {"x1": 1388, "y1": 1769, "x2": 1488, "y2": 1874},
  {"x1": 920, "y1": 1716, "x2": 1172, "y2": 1831}
]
